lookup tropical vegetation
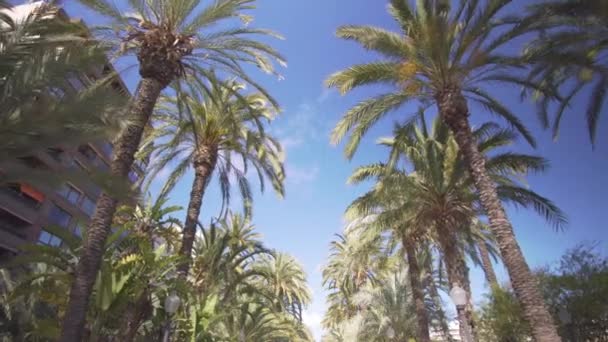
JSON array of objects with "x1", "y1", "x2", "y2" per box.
[{"x1": 0, "y1": 0, "x2": 606, "y2": 341}]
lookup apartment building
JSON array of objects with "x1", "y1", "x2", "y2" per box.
[{"x1": 0, "y1": 2, "x2": 145, "y2": 260}]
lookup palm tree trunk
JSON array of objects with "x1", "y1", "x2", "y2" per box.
[
  {"x1": 429, "y1": 279, "x2": 454, "y2": 342},
  {"x1": 477, "y1": 240, "x2": 498, "y2": 286},
  {"x1": 436, "y1": 228, "x2": 477, "y2": 341},
  {"x1": 120, "y1": 291, "x2": 152, "y2": 341},
  {"x1": 437, "y1": 87, "x2": 561, "y2": 342},
  {"x1": 423, "y1": 253, "x2": 454, "y2": 342},
  {"x1": 402, "y1": 236, "x2": 431, "y2": 342},
  {"x1": 59, "y1": 77, "x2": 165, "y2": 342},
  {"x1": 177, "y1": 145, "x2": 218, "y2": 276}
]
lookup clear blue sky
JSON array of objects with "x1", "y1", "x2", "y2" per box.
[{"x1": 61, "y1": 1, "x2": 608, "y2": 340}]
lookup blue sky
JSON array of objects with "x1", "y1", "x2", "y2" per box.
[{"x1": 60, "y1": 1, "x2": 608, "y2": 340}]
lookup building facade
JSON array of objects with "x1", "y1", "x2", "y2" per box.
[{"x1": 0, "y1": 2, "x2": 144, "y2": 261}]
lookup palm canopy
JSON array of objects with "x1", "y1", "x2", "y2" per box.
[
  {"x1": 327, "y1": 0, "x2": 553, "y2": 159},
  {"x1": 0, "y1": 2, "x2": 127, "y2": 179},
  {"x1": 253, "y1": 252, "x2": 312, "y2": 322},
  {"x1": 523, "y1": 0, "x2": 608, "y2": 145},
  {"x1": 76, "y1": 0, "x2": 285, "y2": 94},
  {"x1": 142, "y1": 74, "x2": 285, "y2": 217},
  {"x1": 347, "y1": 117, "x2": 566, "y2": 238}
]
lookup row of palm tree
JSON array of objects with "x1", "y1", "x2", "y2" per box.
[
  {"x1": 2, "y1": 0, "x2": 292, "y2": 339},
  {"x1": 1, "y1": 0, "x2": 606, "y2": 340},
  {"x1": 322, "y1": 116, "x2": 565, "y2": 341},
  {"x1": 55, "y1": 0, "x2": 289, "y2": 339},
  {"x1": 324, "y1": 0, "x2": 605, "y2": 340},
  {"x1": 1, "y1": 194, "x2": 312, "y2": 341}
]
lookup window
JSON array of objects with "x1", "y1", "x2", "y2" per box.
[
  {"x1": 100, "y1": 142, "x2": 113, "y2": 158},
  {"x1": 73, "y1": 222, "x2": 83, "y2": 238},
  {"x1": 4, "y1": 183, "x2": 44, "y2": 208},
  {"x1": 71, "y1": 160, "x2": 88, "y2": 173},
  {"x1": 38, "y1": 230, "x2": 61, "y2": 247},
  {"x1": 49, "y1": 204, "x2": 71, "y2": 228},
  {"x1": 78, "y1": 145, "x2": 110, "y2": 172},
  {"x1": 47, "y1": 147, "x2": 65, "y2": 162},
  {"x1": 128, "y1": 170, "x2": 139, "y2": 183},
  {"x1": 58, "y1": 184, "x2": 82, "y2": 205},
  {"x1": 97, "y1": 158, "x2": 110, "y2": 172},
  {"x1": 81, "y1": 196, "x2": 96, "y2": 217}
]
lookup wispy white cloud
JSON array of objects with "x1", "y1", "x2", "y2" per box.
[
  {"x1": 273, "y1": 89, "x2": 336, "y2": 154},
  {"x1": 286, "y1": 164, "x2": 320, "y2": 185}
]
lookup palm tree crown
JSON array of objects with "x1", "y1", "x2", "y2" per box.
[
  {"x1": 79, "y1": 0, "x2": 285, "y2": 89},
  {"x1": 327, "y1": 0, "x2": 545, "y2": 159},
  {"x1": 144, "y1": 75, "x2": 285, "y2": 217}
]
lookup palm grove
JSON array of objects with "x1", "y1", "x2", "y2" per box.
[{"x1": 0, "y1": 0, "x2": 606, "y2": 342}]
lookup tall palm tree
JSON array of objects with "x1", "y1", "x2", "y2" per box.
[
  {"x1": 326, "y1": 0, "x2": 562, "y2": 339},
  {"x1": 347, "y1": 118, "x2": 566, "y2": 340},
  {"x1": 62, "y1": 1, "x2": 284, "y2": 339},
  {"x1": 142, "y1": 76, "x2": 284, "y2": 276},
  {"x1": 524, "y1": 0, "x2": 608, "y2": 145}
]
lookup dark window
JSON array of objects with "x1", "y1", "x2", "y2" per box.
[
  {"x1": 18, "y1": 156, "x2": 47, "y2": 169},
  {"x1": 58, "y1": 184, "x2": 82, "y2": 205},
  {"x1": 38, "y1": 230, "x2": 61, "y2": 247},
  {"x1": 49, "y1": 204, "x2": 71, "y2": 228},
  {"x1": 81, "y1": 196, "x2": 96, "y2": 217},
  {"x1": 0, "y1": 208, "x2": 30, "y2": 237},
  {"x1": 78, "y1": 145, "x2": 97, "y2": 162},
  {"x1": 47, "y1": 147, "x2": 65, "y2": 162}
]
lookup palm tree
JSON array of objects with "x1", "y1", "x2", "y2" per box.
[
  {"x1": 253, "y1": 252, "x2": 312, "y2": 322},
  {"x1": 326, "y1": 0, "x2": 563, "y2": 339},
  {"x1": 190, "y1": 213, "x2": 271, "y2": 302},
  {"x1": 355, "y1": 273, "x2": 418, "y2": 342},
  {"x1": 112, "y1": 193, "x2": 182, "y2": 341},
  {"x1": 142, "y1": 76, "x2": 284, "y2": 276},
  {"x1": 322, "y1": 228, "x2": 391, "y2": 329},
  {"x1": 524, "y1": 0, "x2": 608, "y2": 145},
  {"x1": 61, "y1": 1, "x2": 284, "y2": 338},
  {"x1": 4, "y1": 224, "x2": 179, "y2": 340},
  {"x1": 347, "y1": 118, "x2": 566, "y2": 340}
]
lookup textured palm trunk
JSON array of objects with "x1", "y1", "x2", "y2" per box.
[
  {"x1": 120, "y1": 292, "x2": 152, "y2": 342},
  {"x1": 437, "y1": 87, "x2": 561, "y2": 342},
  {"x1": 477, "y1": 240, "x2": 498, "y2": 286},
  {"x1": 429, "y1": 279, "x2": 454, "y2": 342},
  {"x1": 436, "y1": 228, "x2": 477, "y2": 341},
  {"x1": 177, "y1": 145, "x2": 218, "y2": 276},
  {"x1": 59, "y1": 77, "x2": 165, "y2": 342},
  {"x1": 402, "y1": 236, "x2": 431, "y2": 342},
  {"x1": 423, "y1": 254, "x2": 454, "y2": 342}
]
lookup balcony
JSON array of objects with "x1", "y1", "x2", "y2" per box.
[{"x1": 0, "y1": 185, "x2": 43, "y2": 210}]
